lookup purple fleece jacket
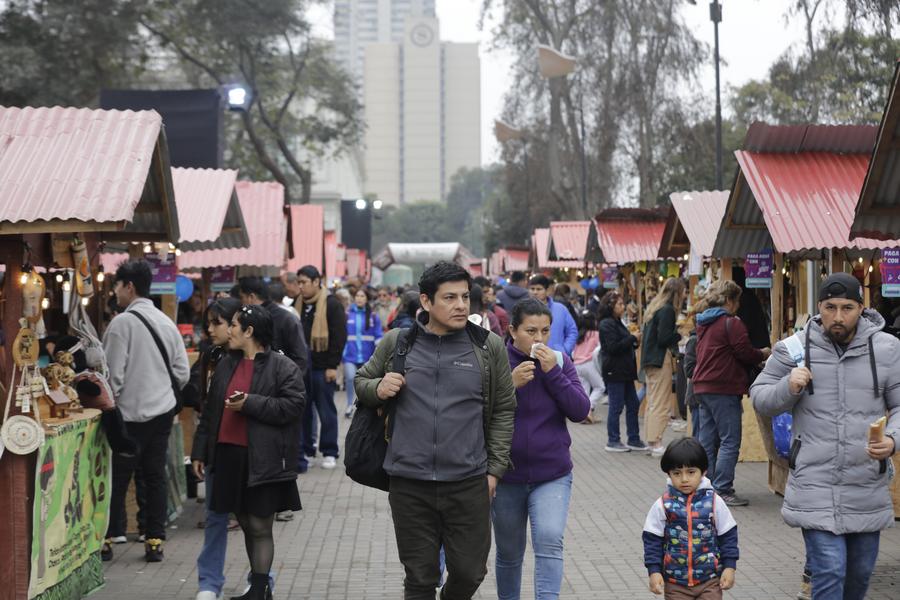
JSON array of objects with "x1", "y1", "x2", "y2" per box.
[{"x1": 503, "y1": 341, "x2": 591, "y2": 484}]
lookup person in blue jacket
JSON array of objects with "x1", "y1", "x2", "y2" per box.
[
  {"x1": 528, "y1": 274, "x2": 578, "y2": 355},
  {"x1": 342, "y1": 288, "x2": 383, "y2": 418}
]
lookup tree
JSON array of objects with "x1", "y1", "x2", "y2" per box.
[{"x1": 140, "y1": 0, "x2": 361, "y2": 203}]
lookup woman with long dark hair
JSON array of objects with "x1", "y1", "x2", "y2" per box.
[
  {"x1": 191, "y1": 306, "x2": 304, "y2": 600},
  {"x1": 342, "y1": 288, "x2": 383, "y2": 418},
  {"x1": 493, "y1": 298, "x2": 590, "y2": 599},
  {"x1": 598, "y1": 291, "x2": 646, "y2": 453}
]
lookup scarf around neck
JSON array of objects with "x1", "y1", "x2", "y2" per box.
[{"x1": 303, "y1": 286, "x2": 330, "y2": 352}]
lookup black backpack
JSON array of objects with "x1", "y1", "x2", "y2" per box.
[
  {"x1": 343, "y1": 321, "x2": 491, "y2": 491},
  {"x1": 343, "y1": 326, "x2": 417, "y2": 491}
]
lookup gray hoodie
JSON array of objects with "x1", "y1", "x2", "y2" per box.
[{"x1": 751, "y1": 309, "x2": 900, "y2": 534}]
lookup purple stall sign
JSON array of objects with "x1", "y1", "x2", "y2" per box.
[
  {"x1": 146, "y1": 253, "x2": 177, "y2": 295},
  {"x1": 602, "y1": 266, "x2": 619, "y2": 289},
  {"x1": 209, "y1": 267, "x2": 236, "y2": 293},
  {"x1": 745, "y1": 250, "x2": 773, "y2": 289},
  {"x1": 881, "y1": 248, "x2": 900, "y2": 297}
]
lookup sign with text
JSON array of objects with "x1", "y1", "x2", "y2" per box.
[
  {"x1": 745, "y1": 250, "x2": 774, "y2": 289},
  {"x1": 209, "y1": 267, "x2": 236, "y2": 293},
  {"x1": 602, "y1": 267, "x2": 619, "y2": 289},
  {"x1": 881, "y1": 248, "x2": 900, "y2": 298},
  {"x1": 146, "y1": 253, "x2": 177, "y2": 295}
]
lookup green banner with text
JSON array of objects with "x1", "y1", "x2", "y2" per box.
[{"x1": 29, "y1": 414, "x2": 110, "y2": 599}]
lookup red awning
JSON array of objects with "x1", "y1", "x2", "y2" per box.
[
  {"x1": 324, "y1": 230, "x2": 337, "y2": 281},
  {"x1": 596, "y1": 219, "x2": 667, "y2": 265},
  {"x1": 178, "y1": 181, "x2": 287, "y2": 272},
  {"x1": 286, "y1": 204, "x2": 324, "y2": 273},
  {"x1": 505, "y1": 249, "x2": 530, "y2": 272},
  {"x1": 548, "y1": 221, "x2": 590, "y2": 261},
  {"x1": 736, "y1": 151, "x2": 898, "y2": 252},
  {"x1": 534, "y1": 227, "x2": 582, "y2": 269}
]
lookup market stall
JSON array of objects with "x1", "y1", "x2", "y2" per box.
[{"x1": 0, "y1": 105, "x2": 177, "y2": 600}]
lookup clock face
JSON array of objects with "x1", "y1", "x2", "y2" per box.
[{"x1": 410, "y1": 23, "x2": 434, "y2": 47}]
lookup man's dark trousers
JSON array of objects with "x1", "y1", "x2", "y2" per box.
[
  {"x1": 389, "y1": 475, "x2": 492, "y2": 600},
  {"x1": 107, "y1": 410, "x2": 173, "y2": 540},
  {"x1": 300, "y1": 368, "x2": 339, "y2": 464}
]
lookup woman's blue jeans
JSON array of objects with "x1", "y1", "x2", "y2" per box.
[
  {"x1": 491, "y1": 472, "x2": 573, "y2": 600},
  {"x1": 606, "y1": 381, "x2": 642, "y2": 446}
]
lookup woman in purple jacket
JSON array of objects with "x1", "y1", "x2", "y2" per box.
[{"x1": 492, "y1": 299, "x2": 591, "y2": 600}]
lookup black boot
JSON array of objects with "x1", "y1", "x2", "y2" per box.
[{"x1": 230, "y1": 573, "x2": 270, "y2": 600}]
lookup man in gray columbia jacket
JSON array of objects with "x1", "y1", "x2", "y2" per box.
[
  {"x1": 355, "y1": 262, "x2": 517, "y2": 600},
  {"x1": 751, "y1": 273, "x2": 900, "y2": 600}
]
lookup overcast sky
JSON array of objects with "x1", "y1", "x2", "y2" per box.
[{"x1": 311, "y1": 0, "x2": 813, "y2": 166}]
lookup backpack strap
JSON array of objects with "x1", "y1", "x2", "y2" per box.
[
  {"x1": 385, "y1": 326, "x2": 416, "y2": 439},
  {"x1": 129, "y1": 310, "x2": 183, "y2": 403}
]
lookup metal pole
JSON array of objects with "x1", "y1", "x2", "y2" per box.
[
  {"x1": 712, "y1": 1, "x2": 723, "y2": 190},
  {"x1": 580, "y1": 102, "x2": 588, "y2": 216}
]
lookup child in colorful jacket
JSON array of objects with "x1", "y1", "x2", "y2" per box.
[{"x1": 642, "y1": 438, "x2": 739, "y2": 599}]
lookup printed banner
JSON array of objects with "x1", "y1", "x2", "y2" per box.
[
  {"x1": 688, "y1": 247, "x2": 703, "y2": 276},
  {"x1": 602, "y1": 267, "x2": 619, "y2": 289},
  {"x1": 745, "y1": 250, "x2": 774, "y2": 289},
  {"x1": 146, "y1": 253, "x2": 177, "y2": 295},
  {"x1": 209, "y1": 267, "x2": 236, "y2": 293},
  {"x1": 882, "y1": 249, "x2": 900, "y2": 298},
  {"x1": 29, "y1": 414, "x2": 110, "y2": 599}
]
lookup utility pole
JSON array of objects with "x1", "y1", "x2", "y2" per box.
[{"x1": 712, "y1": 0, "x2": 723, "y2": 190}]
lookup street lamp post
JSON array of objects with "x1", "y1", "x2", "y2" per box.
[{"x1": 691, "y1": 1, "x2": 724, "y2": 189}]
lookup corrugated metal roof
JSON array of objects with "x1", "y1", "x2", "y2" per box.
[
  {"x1": 286, "y1": 204, "x2": 324, "y2": 273},
  {"x1": 0, "y1": 105, "x2": 178, "y2": 239},
  {"x1": 743, "y1": 122, "x2": 877, "y2": 154},
  {"x1": 171, "y1": 167, "x2": 249, "y2": 251},
  {"x1": 324, "y1": 230, "x2": 337, "y2": 280},
  {"x1": 505, "y1": 249, "x2": 530, "y2": 272},
  {"x1": 533, "y1": 227, "x2": 580, "y2": 269},
  {"x1": 852, "y1": 60, "x2": 900, "y2": 240},
  {"x1": 595, "y1": 219, "x2": 667, "y2": 265},
  {"x1": 548, "y1": 221, "x2": 590, "y2": 261},
  {"x1": 668, "y1": 191, "x2": 729, "y2": 257},
  {"x1": 178, "y1": 181, "x2": 286, "y2": 271},
  {"x1": 734, "y1": 151, "x2": 900, "y2": 253}
]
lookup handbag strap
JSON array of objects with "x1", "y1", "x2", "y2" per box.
[{"x1": 129, "y1": 310, "x2": 180, "y2": 393}]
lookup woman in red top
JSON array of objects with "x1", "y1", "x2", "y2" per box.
[{"x1": 192, "y1": 305, "x2": 305, "y2": 600}]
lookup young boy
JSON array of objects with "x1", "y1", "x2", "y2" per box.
[{"x1": 642, "y1": 438, "x2": 739, "y2": 599}]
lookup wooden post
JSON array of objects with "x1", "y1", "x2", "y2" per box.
[
  {"x1": 161, "y1": 294, "x2": 178, "y2": 323},
  {"x1": 688, "y1": 274, "x2": 699, "y2": 310},
  {"x1": 721, "y1": 258, "x2": 733, "y2": 281},
  {"x1": 771, "y1": 253, "x2": 784, "y2": 346},
  {"x1": 864, "y1": 257, "x2": 872, "y2": 307}
]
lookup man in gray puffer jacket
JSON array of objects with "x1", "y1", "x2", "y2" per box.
[{"x1": 751, "y1": 273, "x2": 900, "y2": 600}]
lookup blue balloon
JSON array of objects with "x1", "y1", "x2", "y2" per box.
[
  {"x1": 589, "y1": 277, "x2": 600, "y2": 290},
  {"x1": 175, "y1": 275, "x2": 194, "y2": 303},
  {"x1": 498, "y1": 277, "x2": 508, "y2": 286}
]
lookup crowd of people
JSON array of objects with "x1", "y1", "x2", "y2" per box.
[{"x1": 96, "y1": 259, "x2": 900, "y2": 600}]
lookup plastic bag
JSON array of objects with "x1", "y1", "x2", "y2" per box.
[{"x1": 772, "y1": 413, "x2": 793, "y2": 459}]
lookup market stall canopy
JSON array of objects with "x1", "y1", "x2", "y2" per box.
[
  {"x1": 489, "y1": 247, "x2": 531, "y2": 276},
  {"x1": 711, "y1": 122, "x2": 900, "y2": 259},
  {"x1": 533, "y1": 227, "x2": 581, "y2": 270},
  {"x1": 594, "y1": 208, "x2": 668, "y2": 265},
  {"x1": 286, "y1": 204, "x2": 324, "y2": 273},
  {"x1": 547, "y1": 221, "x2": 599, "y2": 265},
  {"x1": 167, "y1": 167, "x2": 248, "y2": 251},
  {"x1": 660, "y1": 191, "x2": 729, "y2": 258},
  {"x1": 371, "y1": 242, "x2": 478, "y2": 270},
  {"x1": 0, "y1": 106, "x2": 178, "y2": 240},
  {"x1": 324, "y1": 230, "x2": 337, "y2": 281},
  {"x1": 851, "y1": 59, "x2": 900, "y2": 241},
  {"x1": 178, "y1": 181, "x2": 287, "y2": 276}
]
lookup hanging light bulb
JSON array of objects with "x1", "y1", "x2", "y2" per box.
[
  {"x1": 168, "y1": 243, "x2": 176, "y2": 251},
  {"x1": 96, "y1": 271, "x2": 105, "y2": 283},
  {"x1": 868, "y1": 264, "x2": 874, "y2": 273},
  {"x1": 55, "y1": 273, "x2": 63, "y2": 283},
  {"x1": 859, "y1": 257, "x2": 864, "y2": 264},
  {"x1": 62, "y1": 280, "x2": 71, "y2": 292},
  {"x1": 143, "y1": 243, "x2": 152, "y2": 254},
  {"x1": 683, "y1": 254, "x2": 689, "y2": 261},
  {"x1": 81, "y1": 297, "x2": 90, "y2": 306},
  {"x1": 41, "y1": 298, "x2": 50, "y2": 310},
  {"x1": 19, "y1": 272, "x2": 29, "y2": 285},
  {"x1": 174, "y1": 248, "x2": 182, "y2": 257}
]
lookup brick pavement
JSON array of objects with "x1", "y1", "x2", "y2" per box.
[{"x1": 94, "y1": 395, "x2": 900, "y2": 599}]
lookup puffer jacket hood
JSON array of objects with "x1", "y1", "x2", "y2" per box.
[
  {"x1": 696, "y1": 307, "x2": 728, "y2": 326},
  {"x1": 497, "y1": 285, "x2": 529, "y2": 310},
  {"x1": 751, "y1": 308, "x2": 900, "y2": 534}
]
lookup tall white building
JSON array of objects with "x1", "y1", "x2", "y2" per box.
[
  {"x1": 334, "y1": 0, "x2": 436, "y2": 84},
  {"x1": 363, "y1": 17, "x2": 481, "y2": 205}
]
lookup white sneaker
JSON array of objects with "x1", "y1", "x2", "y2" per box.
[
  {"x1": 109, "y1": 535, "x2": 127, "y2": 544},
  {"x1": 671, "y1": 420, "x2": 688, "y2": 432},
  {"x1": 650, "y1": 445, "x2": 667, "y2": 457},
  {"x1": 321, "y1": 456, "x2": 337, "y2": 469},
  {"x1": 195, "y1": 591, "x2": 220, "y2": 600}
]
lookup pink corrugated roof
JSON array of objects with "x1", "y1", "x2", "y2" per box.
[
  {"x1": 324, "y1": 230, "x2": 337, "y2": 280},
  {"x1": 0, "y1": 105, "x2": 167, "y2": 229},
  {"x1": 596, "y1": 219, "x2": 667, "y2": 264},
  {"x1": 534, "y1": 227, "x2": 580, "y2": 269},
  {"x1": 549, "y1": 221, "x2": 590, "y2": 261},
  {"x1": 286, "y1": 204, "x2": 324, "y2": 273},
  {"x1": 172, "y1": 167, "x2": 238, "y2": 246},
  {"x1": 669, "y1": 191, "x2": 729, "y2": 256},
  {"x1": 736, "y1": 151, "x2": 900, "y2": 252},
  {"x1": 178, "y1": 181, "x2": 286, "y2": 270},
  {"x1": 505, "y1": 249, "x2": 530, "y2": 272}
]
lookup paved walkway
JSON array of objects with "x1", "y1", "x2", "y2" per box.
[{"x1": 94, "y1": 395, "x2": 900, "y2": 599}]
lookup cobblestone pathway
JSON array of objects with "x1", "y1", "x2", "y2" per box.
[{"x1": 94, "y1": 395, "x2": 900, "y2": 599}]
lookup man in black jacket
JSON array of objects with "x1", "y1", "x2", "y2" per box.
[
  {"x1": 295, "y1": 266, "x2": 347, "y2": 471},
  {"x1": 237, "y1": 277, "x2": 308, "y2": 378}
]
